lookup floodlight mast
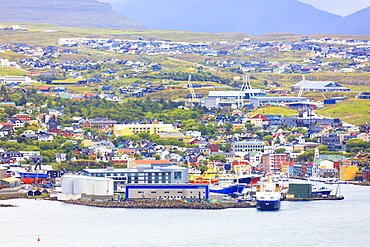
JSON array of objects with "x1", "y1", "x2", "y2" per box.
[
  {"x1": 188, "y1": 75, "x2": 196, "y2": 105},
  {"x1": 298, "y1": 75, "x2": 306, "y2": 97},
  {"x1": 238, "y1": 75, "x2": 251, "y2": 109}
]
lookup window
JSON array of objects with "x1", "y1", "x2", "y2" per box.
[{"x1": 174, "y1": 172, "x2": 182, "y2": 180}]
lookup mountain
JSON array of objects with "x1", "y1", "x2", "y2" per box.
[
  {"x1": 339, "y1": 6, "x2": 370, "y2": 35},
  {"x1": 0, "y1": 0, "x2": 146, "y2": 30},
  {"x1": 112, "y1": 0, "x2": 370, "y2": 36}
]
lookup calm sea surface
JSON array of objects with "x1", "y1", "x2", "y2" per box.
[{"x1": 1, "y1": 184, "x2": 370, "y2": 247}]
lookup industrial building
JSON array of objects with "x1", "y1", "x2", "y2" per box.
[
  {"x1": 58, "y1": 175, "x2": 114, "y2": 201},
  {"x1": 291, "y1": 80, "x2": 350, "y2": 92},
  {"x1": 250, "y1": 96, "x2": 309, "y2": 107},
  {"x1": 125, "y1": 184, "x2": 209, "y2": 200},
  {"x1": 82, "y1": 165, "x2": 188, "y2": 192}
]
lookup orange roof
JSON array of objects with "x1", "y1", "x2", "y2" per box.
[{"x1": 0, "y1": 122, "x2": 14, "y2": 126}]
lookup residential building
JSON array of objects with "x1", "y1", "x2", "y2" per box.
[
  {"x1": 340, "y1": 162, "x2": 359, "y2": 181},
  {"x1": 231, "y1": 140, "x2": 265, "y2": 157},
  {"x1": 250, "y1": 113, "x2": 269, "y2": 126},
  {"x1": 261, "y1": 153, "x2": 289, "y2": 173},
  {"x1": 11, "y1": 113, "x2": 33, "y2": 122},
  {"x1": 80, "y1": 118, "x2": 116, "y2": 129},
  {"x1": 321, "y1": 133, "x2": 345, "y2": 151},
  {"x1": 357, "y1": 133, "x2": 370, "y2": 142},
  {"x1": 114, "y1": 123, "x2": 178, "y2": 136}
]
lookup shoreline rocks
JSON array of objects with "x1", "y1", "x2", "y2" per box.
[
  {"x1": 0, "y1": 204, "x2": 18, "y2": 207},
  {"x1": 64, "y1": 199, "x2": 228, "y2": 210}
]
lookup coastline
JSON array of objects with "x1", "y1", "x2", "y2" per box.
[{"x1": 63, "y1": 199, "x2": 257, "y2": 209}]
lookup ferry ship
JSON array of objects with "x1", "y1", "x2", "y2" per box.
[{"x1": 255, "y1": 175, "x2": 281, "y2": 211}]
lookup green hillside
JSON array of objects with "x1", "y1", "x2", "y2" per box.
[{"x1": 316, "y1": 100, "x2": 370, "y2": 125}]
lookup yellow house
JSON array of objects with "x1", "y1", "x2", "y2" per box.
[
  {"x1": 340, "y1": 164, "x2": 359, "y2": 181},
  {"x1": 232, "y1": 160, "x2": 251, "y2": 174},
  {"x1": 83, "y1": 140, "x2": 95, "y2": 147},
  {"x1": 232, "y1": 123, "x2": 245, "y2": 132},
  {"x1": 113, "y1": 123, "x2": 179, "y2": 136}
]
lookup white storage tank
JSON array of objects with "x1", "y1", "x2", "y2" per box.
[
  {"x1": 85, "y1": 177, "x2": 95, "y2": 195},
  {"x1": 107, "y1": 178, "x2": 114, "y2": 196},
  {"x1": 74, "y1": 176, "x2": 87, "y2": 194},
  {"x1": 94, "y1": 177, "x2": 109, "y2": 196},
  {"x1": 61, "y1": 175, "x2": 75, "y2": 194}
]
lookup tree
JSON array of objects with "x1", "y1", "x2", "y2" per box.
[
  {"x1": 209, "y1": 154, "x2": 226, "y2": 163},
  {"x1": 317, "y1": 145, "x2": 329, "y2": 151},
  {"x1": 198, "y1": 165, "x2": 208, "y2": 174},
  {"x1": 286, "y1": 134, "x2": 297, "y2": 142},
  {"x1": 152, "y1": 154, "x2": 160, "y2": 160},
  {"x1": 275, "y1": 148, "x2": 286, "y2": 154},
  {"x1": 138, "y1": 132, "x2": 150, "y2": 140},
  {"x1": 263, "y1": 135, "x2": 273, "y2": 144}
]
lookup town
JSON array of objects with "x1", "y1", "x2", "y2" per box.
[{"x1": 0, "y1": 24, "x2": 369, "y2": 208}]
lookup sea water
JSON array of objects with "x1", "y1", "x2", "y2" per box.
[{"x1": 1, "y1": 184, "x2": 370, "y2": 247}]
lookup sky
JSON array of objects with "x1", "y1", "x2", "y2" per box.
[
  {"x1": 298, "y1": 0, "x2": 370, "y2": 16},
  {"x1": 104, "y1": 0, "x2": 370, "y2": 17}
]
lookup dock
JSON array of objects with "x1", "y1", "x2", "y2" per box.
[{"x1": 283, "y1": 195, "x2": 344, "y2": 201}]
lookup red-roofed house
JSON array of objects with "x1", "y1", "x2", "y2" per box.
[
  {"x1": 11, "y1": 113, "x2": 33, "y2": 122},
  {"x1": 250, "y1": 113, "x2": 269, "y2": 126},
  {"x1": 38, "y1": 86, "x2": 50, "y2": 92}
]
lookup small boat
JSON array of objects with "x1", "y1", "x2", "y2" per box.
[
  {"x1": 311, "y1": 185, "x2": 332, "y2": 196},
  {"x1": 255, "y1": 174, "x2": 281, "y2": 211}
]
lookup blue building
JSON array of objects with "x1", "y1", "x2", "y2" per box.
[{"x1": 125, "y1": 184, "x2": 209, "y2": 200}]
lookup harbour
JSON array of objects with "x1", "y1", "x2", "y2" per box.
[{"x1": 1, "y1": 183, "x2": 369, "y2": 246}]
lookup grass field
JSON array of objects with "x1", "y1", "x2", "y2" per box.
[
  {"x1": 248, "y1": 106, "x2": 298, "y2": 117},
  {"x1": 0, "y1": 67, "x2": 28, "y2": 76},
  {"x1": 316, "y1": 99, "x2": 370, "y2": 125}
]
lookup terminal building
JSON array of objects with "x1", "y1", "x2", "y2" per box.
[{"x1": 82, "y1": 165, "x2": 188, "y2": 192}]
